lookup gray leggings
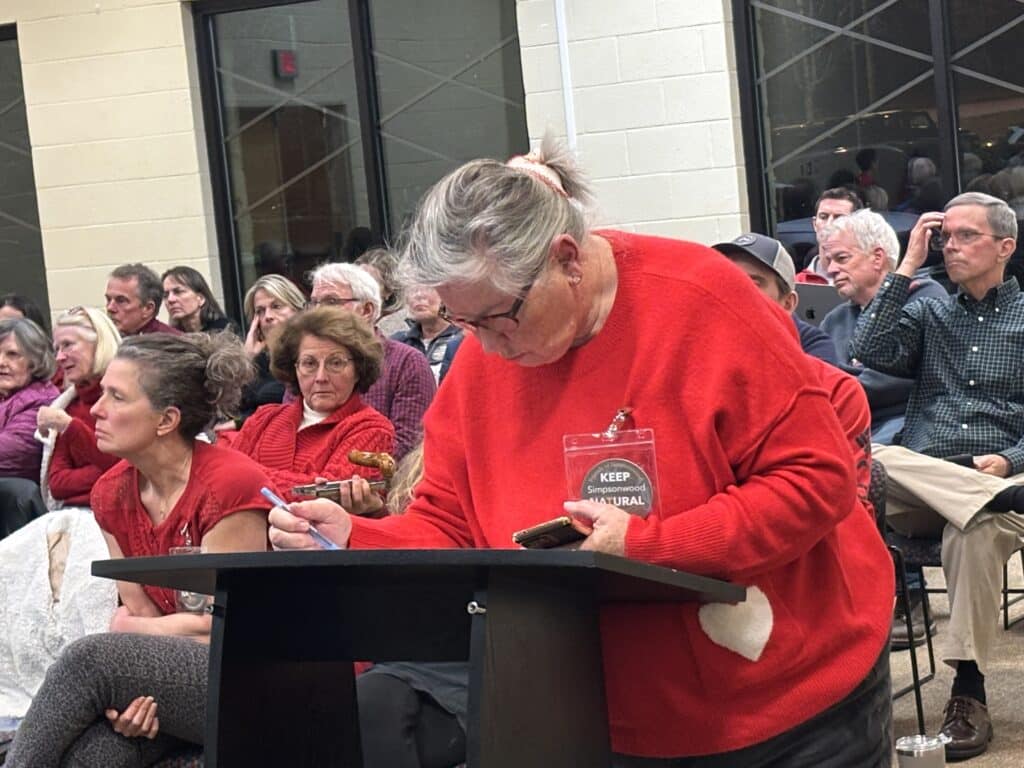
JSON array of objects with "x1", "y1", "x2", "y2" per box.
[{"x1": 6, "y1": 633, "x2": 207, "y2": 768}]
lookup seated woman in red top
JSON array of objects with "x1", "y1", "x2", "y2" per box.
[
  {"x1": 8, "y1": 332, "x2": 274, "y2": 768},
  {"x1": 229, "y1": 307, "x2": 394, "y2": 501},
  {"x1": 35, "y1": 306, "x2": 122, "y2": 508},
  {"x1": 89, "y1": 332, "x2": 273, "y2": 634}
]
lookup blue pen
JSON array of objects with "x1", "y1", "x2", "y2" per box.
[{"x1": 261, "y1": 487, "x2": 340, "y2": 551}]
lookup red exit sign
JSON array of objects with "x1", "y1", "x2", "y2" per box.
[{"x1": 273, "y1": 49, "x2": 298, "y2": 80}]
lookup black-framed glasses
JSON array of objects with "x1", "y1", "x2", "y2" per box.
[
  {"x1": 439, "y1": 278, "x2": 536, "y2": 333},
  {"x1": 935, "y1": 229, "x2": 1004, "y2": 249}
]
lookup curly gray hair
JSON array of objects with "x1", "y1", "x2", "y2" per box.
[{"x1": 824, "y1": 209, "x2": 901, "y2": 270}]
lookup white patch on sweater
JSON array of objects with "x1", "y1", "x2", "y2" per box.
[{"x1": 698, "y1": 585, "x2": 773, "y2": 662}]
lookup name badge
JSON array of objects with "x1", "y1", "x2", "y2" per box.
[{"x1": 563, "y1": 408, "x2": 659, "y2": 518}]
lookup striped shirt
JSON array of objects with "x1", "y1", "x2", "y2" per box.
[{"x1": 850, "y1": 273, "x2": 1024, "y2": 473}]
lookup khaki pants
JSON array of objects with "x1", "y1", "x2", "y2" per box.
[{"x1": 875, "y1": 444, "x2": 1024, "y2": 674}]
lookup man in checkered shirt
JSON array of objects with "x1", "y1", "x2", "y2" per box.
[{"x1": 851, "y1": 191, "x2": 1024, "y2": 761}]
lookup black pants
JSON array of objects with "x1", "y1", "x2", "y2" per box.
[
  {"x1": 0, "y1": 477, "x2": 46, "y2": 540},
  {"x1": 357, "y1": 672, "x2": 466, "y2": 768},
  {"x1": 613, "y1": 645, "x2": 892, "y2": 768}
]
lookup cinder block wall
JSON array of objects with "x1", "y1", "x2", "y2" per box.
[
  {"x1": 6, "y1": 0, "x2": 220, "y2": 321},
  {"x1": 516, "y1": 0, "x2": 749, "y2": 244}
]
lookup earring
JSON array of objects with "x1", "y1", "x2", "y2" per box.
[{"x1": 570, "y1": 274, "x2": 582, "y2": 286}]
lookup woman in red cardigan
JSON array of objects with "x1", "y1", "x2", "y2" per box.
[
  {"x1": 35, "y1": 306, "x2": 122, "y2": 508},
  {"x1": 229, "y1": 308, "x2": 394, "y2": 501},
  {"x1": 270, "y1": 139, "x2": 894, "y2": 766}
]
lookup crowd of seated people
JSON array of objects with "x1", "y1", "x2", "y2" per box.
[
  {"x1": 7, "y1": 142, "x2": 1024, "y2": 768},
  {"x1": 720, "y1": 188, "x2": 1024, "y2": 761}
]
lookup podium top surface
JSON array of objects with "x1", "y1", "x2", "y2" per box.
[{"x1": 93, "y1": 548, "x2": 744, "y2": 605}]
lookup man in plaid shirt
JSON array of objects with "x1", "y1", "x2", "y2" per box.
[{"x1": 852, "y1": 192, "x2": 1024, "y2": 761}]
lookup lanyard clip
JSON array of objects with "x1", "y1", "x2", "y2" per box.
[{"x1": 603, "y1": 407, "x2": 633, "y2": 439}]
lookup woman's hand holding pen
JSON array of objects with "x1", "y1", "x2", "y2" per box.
[{"x1": 269, "y1": 497, "x2": 353, "y2": 551}]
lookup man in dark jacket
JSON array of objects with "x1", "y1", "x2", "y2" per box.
[
  {"x1": 820, "y1": 209, "x2": 948, "y2": 444},
  {"x1": 713, "y1": 234, "x2": 838, "y2": 365}
]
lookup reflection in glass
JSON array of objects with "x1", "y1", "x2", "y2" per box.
[
  {"x1": 212, "y1": 1, "x2": 371, "y2": 292},
  {"x1": 949, "y1": 1, "x2": 1024, "y2": 279},
  {"x1": 950, "y1": 2, "x2": 1024, "y2": 208},
  {"x1": 751, "y1": 0, "x2": 945, "y2": 264},
  {"x1": 369, "y1": 0, "x2": 528, "y2": 233},
  {"x1": 0, "y1": 36, "x2": 48, "y2": 323}
]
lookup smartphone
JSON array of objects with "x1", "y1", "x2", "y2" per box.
[
  {"x1": 512, "y1": 516, "x2": 589, "y2": 549},
  {"x1": 928, "y1": 215, "x2": 946, "y2": 252}
]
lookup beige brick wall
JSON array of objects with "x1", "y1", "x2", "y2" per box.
[
  {"x1": 4, "y1": 0, "x2": 221, "y2": 321},
  {"x1": 516, "y1": 0, "x2": 749, "y2": 245}
]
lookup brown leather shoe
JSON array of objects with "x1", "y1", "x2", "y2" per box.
[{"x1": 940, "y1": 695, "x2": 993, "y2": 761}]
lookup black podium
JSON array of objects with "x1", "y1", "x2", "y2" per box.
[{"x1": 93, "y1": 550, "x2": 743, "y2": 768}]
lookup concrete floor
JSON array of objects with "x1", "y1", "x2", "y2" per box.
[{"x1": 889, "y1": 558, "x2": 1024, "y2": 767}]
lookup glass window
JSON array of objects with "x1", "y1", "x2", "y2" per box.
[
  {"x1": 203, "y1": 0, "x2": 529, "y2": 310},
  {"x1": 949, "y1": 2, "x2": 1024, "y2": 209},
  {"x1": 368, "y1": 0, "x2": 528, "y2": 233},
  {"x1": 749, "y1": 0, "x2": 944, "y2": 265},
  {"x1": 211, "y1": 1, "x2": 371, "y2": 292},
  {"x1": 0, "y1": 32, "x2": 48, "y2": 325}
]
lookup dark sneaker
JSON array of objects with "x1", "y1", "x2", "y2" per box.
[
  {"x1": 941, "y1": 695, "x2": 993, "y2": 761},
  {"x1": 891, "y1": 591, "x2": 936, "y2": 650}
]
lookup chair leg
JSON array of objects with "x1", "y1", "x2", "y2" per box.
[
  {"x1": 918, "y1": 566, "x2": 936, "y2": 678},
  {"x1": 1004, "y1": 560, "x2": 1010, "y2": 631},
  {"x1": 890, "y1": 546, "x2": 928, "y2": 735},
  {"x1": 1004, "y1": 548, "x2": 1024, "y2": 630}
]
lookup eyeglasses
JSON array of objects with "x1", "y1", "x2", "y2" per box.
[
  {"x1": 295, "y1": 355, "x2": 352, "y2": 375},
  {"x1": 438, "y1": 277, "x2": 537, "y2": 333},
  {"x1": 309, "y1": 296, "x2": 360, "y2": 308},
  {"x1": 935, "y1": 229, "x2": 1004, "y2": 248}
]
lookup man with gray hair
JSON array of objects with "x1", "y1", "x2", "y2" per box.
[
  {"x1": 821, "y1": 210, "x2": 948, "y2": 444},
  {"x1": 851, "y1": 192, "x2": 1024, "y2": 760},
  {"x1": 820, "y1": 210, "x2": 948, "y2": 653},
  {"x1": 104, "y1": 263, "x2": 179, "y2": 336},
  {"x1": 308, "y1": 262, "x2": 435, "y2": 460}
]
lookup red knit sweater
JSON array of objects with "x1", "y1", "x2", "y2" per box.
[
  {"x1": 345, "y1": 231, "x2": 892, "y2": 757},
  {"x1": 48, "y1": 380, "x2": 120, "y2": 505},
  {"x1": 230, "y1": 395, "x2": 394, "y2": 502}
]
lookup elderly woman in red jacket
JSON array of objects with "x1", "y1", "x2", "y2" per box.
[
  {"x1": 230, "y1": 308, "x2": 394, "y2": 500},
  {"x1": 36, "y1": 306, "x2": 122, "y2": 508}
]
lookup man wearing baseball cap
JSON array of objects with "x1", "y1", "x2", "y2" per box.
[{"x1": 712, "y1": 233, "x2": 838, "y2": 364}]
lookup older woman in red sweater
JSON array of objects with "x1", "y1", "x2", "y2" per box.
[
  {"x1": 270, "y1": 140, "x2": 894, "y2": 766},
  {"x1": 36, "y1": 306, "x2": 122, "y2": 508},
  {"x1": 229, "y1": 308, "x2": 394, "y2": 500}
]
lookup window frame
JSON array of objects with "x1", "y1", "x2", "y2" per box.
[
  {"x1": 191, "y1": 0, "x2": 389, "y2": 319},
  {"x1": 731, "y1": 0, "x2": 964, "y2": 236}
]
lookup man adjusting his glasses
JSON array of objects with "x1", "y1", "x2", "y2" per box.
[{"x1": 851, "y1": 191, "x2": 1024, "y2": 761}]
